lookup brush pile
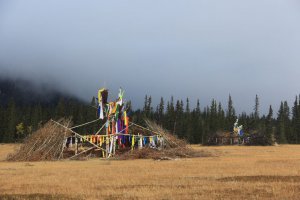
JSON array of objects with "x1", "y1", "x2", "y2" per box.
[
  {"x1": 116, "y1": 120, "x2": 210, "y2": 160},
  {"x1": 7, "y1": 119, "x2": 72, "y2": 161},
  {"x1": 7, "y1": 118, "x2": 210, "y2": 161}
]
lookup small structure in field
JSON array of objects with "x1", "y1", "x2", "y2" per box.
[
  {"x1": 207, "y1": 119, "x2": 274, "y2": 146},
  {"x1": 207, "y1": 119, "x2": 245, "y2": 145}
]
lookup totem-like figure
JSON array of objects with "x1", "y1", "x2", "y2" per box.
[{"x1": 233, "y1": 119, "x2": 244, "y2": 136}]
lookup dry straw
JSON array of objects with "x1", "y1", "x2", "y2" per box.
[{"x1": 7, "y1": 119, "x2": 72, "y2": 161}]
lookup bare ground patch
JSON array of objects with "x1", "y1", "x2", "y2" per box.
[
  {"x1": 0, "y1": 194, "x2": 82, "y2": 200},
  {"x1": 219, "y1": 175, "x2": 300, "y2": 183}
]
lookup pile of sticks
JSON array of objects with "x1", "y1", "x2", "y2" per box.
[
  {"x1": 116, "y1": 120, "x2": 208, "y2": 160},
  {"x1": 7, "y1": 118, "x2": 210, "y2": 161},
  {"x1": 145, "y1": 119, "x2": 189, "y2": 148},
  {"x1": 7, "y1": 119, "x2": 72, "y2": 161}
]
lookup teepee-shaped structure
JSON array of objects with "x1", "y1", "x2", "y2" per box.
[{"x1": 52, "y1": 88, "x2": 165, "y2": 159}]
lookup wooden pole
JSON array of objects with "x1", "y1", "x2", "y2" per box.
[
  {"x1": 106, "y1": 124, "x2": 109, "y2": 158},
  {"x1": 69, "y1": 147, "x2": 95, "y2": 160},
  {"x1": 70, "y1": 118, "x2": 101, "y2": 130},
  {"x1": 75, "y1": 137, "x2": 78, "y2": 155},
  {"x1": 58, "y1": 138, "x2": 67, "y2": 160},
  {"x1": 113, "y1": 136, "x2": 116, "y2": 155}
]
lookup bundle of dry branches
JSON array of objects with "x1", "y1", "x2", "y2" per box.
[
  {"x1": 7, "y1": 118, "x2": 211, "y2": 161},
  {"x1": 145, "y1": 119, "x2": 188, "y2": 148},
  {"x1": 7, "y1": 119, "x2": 72, "y2": 161},
  {"x1": 115, "y1": 120, "x2": 210, "y2": 160}
]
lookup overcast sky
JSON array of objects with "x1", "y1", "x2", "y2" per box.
[{"x1": 0, "y1": 0, "x2": 300, "y2": 114}]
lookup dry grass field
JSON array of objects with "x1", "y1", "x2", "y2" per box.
[{"x1": 0, "y1": 144, "x2": 300, "y2": 200}]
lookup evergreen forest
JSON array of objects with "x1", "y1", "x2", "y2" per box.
[{"x1": 1, "y1": 78, "x2": 300, "y2": 144}]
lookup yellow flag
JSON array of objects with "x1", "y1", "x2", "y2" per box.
[{"x1": 131, "y1": 136, "x2": 135, "y2": 150}]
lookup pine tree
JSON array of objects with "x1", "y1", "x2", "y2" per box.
[
  {"x1": 90, "y1": 96, "x2": 96, "y2": 107},
  {"x1": 283, "y1": 101, "x2": 291, "y2": 142},
  {"x1": 195, "y1": 99, "x2": 201, "y2": 115},
  {"x1": 254, "y1": 94, "x2": 260, "y2": 120},
  {"x1": 226, "y1": 94, "x2": 236, "y2": 131},
  {"x1": 165, "y1": 97, "x2": 175, "y2": 132},
  {"x1": 143, "y1": 95, "x2": 148, "y2": 113},
  {"x1": 147, "y1": 96, "x2": 153, "y2": 118},
  {"x1": 142, "y1": 95, "x2": 152, "y2": 118},
  {"x1": 183, "y1": 99, "x2": 191, "y2": 141},
  {"x1": 265, "y1": 105, "x2": 274, "y2": 143},
  {"x1": 157, "y1": 97, "x2": 164, "y2": 122},
  {"x1": 186, "y1": 98, "x2": 190, "y2": 113},
  {"x1": 170, "y1": 96, "x2": 174, "y2": 113},
  {"x1": 217, "y1": 102, "x2": 225, "y2": 130},
  {"x1": 192, "y1": 99, "x2": 202, "y2": 144},
  {"x1": 292, "y1": 96, "x2": 300, "y2": 143},
  {"x1": 277, "y1": 102, "x2": 287, "y2": 143},
  {"x1": 165, "y1": 101, "x2": 171, "y2": 130},
  {"x1": 292, "y1": 96, "x2": 298, "y2": 122},
  {"x1": 253, "y1": 94, "x2": 260, "y2": 130},
  {"x1": 174, "y1": 100, "x2": 184, "y2": 137},
  {"x1": 209, "y1": 99, "x2": 218, "y2": 133}
]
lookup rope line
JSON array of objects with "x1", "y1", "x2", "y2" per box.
[{"x1": 70, "y1": 118, "x2": 102, "y2": 129}]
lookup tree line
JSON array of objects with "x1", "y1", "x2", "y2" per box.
[
  {"x1": 0, "y1": 97, "x2": 99, "y2": 142},
  {"x1": 132, "y1": 94, "x2": 300, "y2": 144},
  {"x1": 1, "y1": 94, "x2": 300, "y2": 144}
]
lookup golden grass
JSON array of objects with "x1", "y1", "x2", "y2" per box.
[
  {"x1": 0, "y1": 144, "x2": 20, "y2": 161},
  {"x1": 0, "y1": 144, "x2": 300, "y2": 199}
]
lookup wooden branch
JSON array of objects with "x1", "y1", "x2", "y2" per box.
[
  {"x1": 70, "y1": 118, "x2": 101, "y2": 129},
  {"x1": 68, "y1": 147, "x2": 96, "y2": 160}
]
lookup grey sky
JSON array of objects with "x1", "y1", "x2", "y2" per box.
[{"x1": 1, "y1": 0, "x2": 300, "y2": 114}]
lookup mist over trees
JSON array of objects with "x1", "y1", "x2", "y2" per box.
[{"x1": 1, "y1": 79, "x2": 300, "y2": 144}]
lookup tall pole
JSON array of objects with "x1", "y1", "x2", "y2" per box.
[
  {"x1": 75, "y1": 136, "x2": 78, "y2": 155},
  {"x1": 106, "y1": 120, "x2": 109, "y2": 158}
]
